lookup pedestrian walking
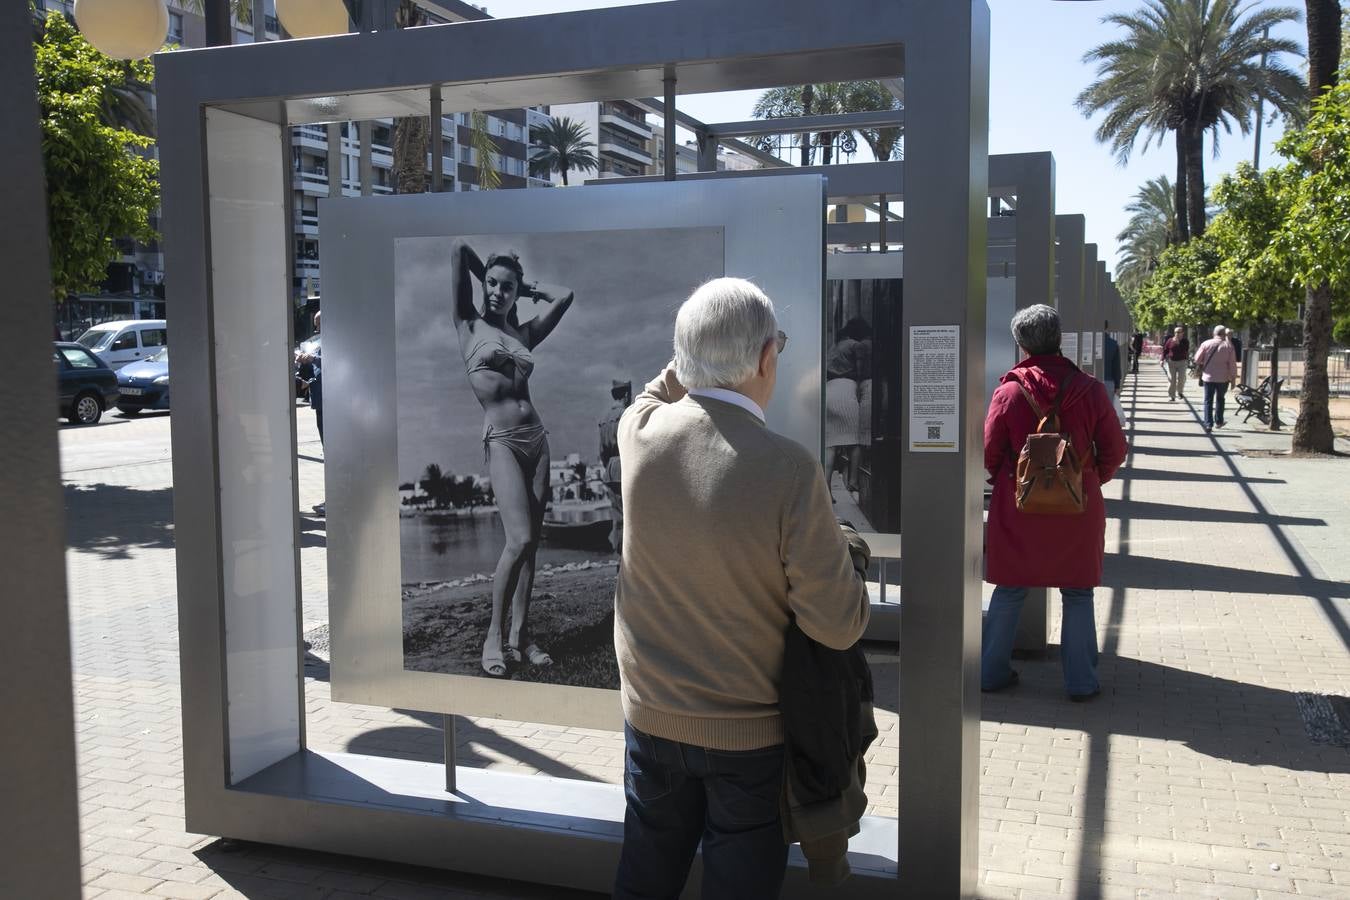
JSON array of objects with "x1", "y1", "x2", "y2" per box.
[
  {"x1": 1195, "y1": 325, "x2": 1239, "y2": 432},
  {"x1": 1103, "y1": 325, "x2": 1124, "y2": 424},
  {"x1": 297, "y1": 309, "x2": 325, "y2": 515},
  {"x1": 981, "y1": 304, "x2": 1128, "y2": 702},
  {"x1": 612, "y1": 277, "x2": 870, "y2": 900},
  {"x1": 1162, "y1": 326, "x2": 1190, "y2": 401},
  {"x1": 1130, "y1": 332, "x2": 1144, "y2": 375}
]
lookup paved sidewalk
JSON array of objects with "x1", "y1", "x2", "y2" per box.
[{"x1": 62, "y1": 367, "x2": 1350, "y2": 898}]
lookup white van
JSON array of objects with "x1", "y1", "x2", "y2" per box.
[{"x1": 74, "y1": 319, "x2": 167, "y2": 370}]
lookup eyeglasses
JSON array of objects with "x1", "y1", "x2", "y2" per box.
[{"x1": 775, "y1": 330, "x2": 788, "y2": 353}]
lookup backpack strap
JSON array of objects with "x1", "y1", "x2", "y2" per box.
[{"x1": 1043, "y1": 374, "x2": 1076, "y2": 430}]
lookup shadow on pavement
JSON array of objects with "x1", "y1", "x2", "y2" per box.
[
  {"x1": 1122, "y1": 466, "x2": 1284, "y2": 485},
  {"x1": 301, "y1": 650, "x2": 602, "y2": 782},
  {"x1": 1104, "y1": 497, "x2": 1325, "y2": 526},
  {"x1": 64, "y1": 482, "x2": 174, "y2": 560},
  {"x1": 194, "y1": 837, "x2": 605, "y2": 899}
]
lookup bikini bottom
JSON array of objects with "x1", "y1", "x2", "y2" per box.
[{"x1": 483, "y1": 422, "x2": 548, "y2": 472}]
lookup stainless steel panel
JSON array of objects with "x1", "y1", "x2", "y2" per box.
[{"x1": 323, "y1": 176, "x2": 825, "y2": 728}]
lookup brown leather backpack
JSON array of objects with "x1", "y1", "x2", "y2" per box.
[{"x1": 1013, "y1": 375, "x2": 1085, "y2": 515}]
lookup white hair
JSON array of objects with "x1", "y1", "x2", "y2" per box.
[
  {"x1": 674, "y1": 277, "x2": 778, "y2": 389},
  {"x1": 1214, "y1": 325, "x2": 1227, "y2": 337}
]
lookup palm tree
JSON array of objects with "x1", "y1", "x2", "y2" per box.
[
  {"x1": 1077, "y1": 0, "x2": 1305, "y2": 242},
  {"x1": 1115, "y1": 175, "x2": 1177, "y2": 298},
  {"x1": 750, "y1": 81, "x2": 903, "y2": 165},
  {"x1": 390, "y1": 0, "x2": 429, "y2": 194},
  {"x1": 528, "y1": 116, "x2": 598, "y2": 186}
]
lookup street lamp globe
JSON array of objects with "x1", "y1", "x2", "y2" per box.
[
  {"x1": 73, "y1": 0, "x2": 168, "y2": 60},
  {"x1": 276, "y1": 0, "x2": 350, "y2": 38}
]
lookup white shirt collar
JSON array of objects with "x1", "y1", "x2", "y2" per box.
[{"x1": 688, "y1": 387, "x2": 765, "y2": 422}]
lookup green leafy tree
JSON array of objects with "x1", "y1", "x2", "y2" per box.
[
  {"x1": 529, "y1": 116, "x2": 599, "y2": 185},
  {"x1": 1116, "y1": 175, "x2": 1177, "y2": 300},
  {"x1": 35, "y1": 12, "x2": 158, "y2": 300},
  {"x1": 1207, "y1": 163, "x2": 1303, "y2": 326},
  {"x1": 471, "y1": 110, "x2": 501, "y2": 190},
  {"x1": 751, "y1": 81, "x2": 903, "y2": 165},
  {"x1": 1134, "y1": 234, "x2": 1222, "y2": 330},
  {"x1": 1286, "y1": 0, "x2": 1345, "y2": 452},
  {"x1": 1077, "y1": 0, "x2": 1305, "y2": 242},
  {"x1": 1272, "y1": 68, "x2": 1350, "y2": 449}
]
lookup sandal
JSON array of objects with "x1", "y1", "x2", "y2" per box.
[
  {"x1": 506, "y1": 643, "x2": 553, "y2": 667},
  {"x1": 481, "y1": 642, "x2": 507, "y2": 677}
]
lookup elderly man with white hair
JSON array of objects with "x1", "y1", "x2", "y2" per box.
[
  {"x1": 1194, "y1": 324, "x2": 1239, "y2": 432},
  {"x1": 612, "y1": 277, "x2": 870, "y2": 899}
]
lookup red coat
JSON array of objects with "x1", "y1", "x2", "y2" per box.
[{"x1": 984, "y1": 354, "x2": 1129, "y2": 589}]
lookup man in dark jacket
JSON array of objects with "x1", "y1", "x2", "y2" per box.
[
  {"x1": 982, "y1": 305, "x2": 1129, "y2": 701},
  {"x1": 1162, "y1": 326, "x2": 1191, "y2": 401},
  {"x1": 1130, "y1": 332, "x2": 1144, "y2": 375}
]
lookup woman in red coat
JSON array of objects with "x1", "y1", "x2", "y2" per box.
[{"x1": 982, "y1": 304, "x2": 1128, "y2": 700}]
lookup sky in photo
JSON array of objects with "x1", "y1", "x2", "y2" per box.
[
  {"x1": 481, "y1": 0, "x2": 1308, "y2": 272},
  {"x1": 395, "y1": 227, "x2": 724, "y2": 483}
]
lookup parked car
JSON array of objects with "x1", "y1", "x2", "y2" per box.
[
  {"x1": 54, "y1": 342, "x2": 119, "y2": 425},
  {"x1": 115, "y1": 347, "x2": 170, "y2": 414},
  {"x1": 74, "y1": 319, "x2": 167, "y2": 371}
]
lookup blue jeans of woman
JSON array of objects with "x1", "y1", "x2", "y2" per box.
[
  {"x1": 981, "y1": 585, "x2": 1099, "y2": 696},
  {"x1": 1203, "y1": 380, "x2": 1228, "y2": 429},
  {"x1": 613, "y1": 723, "x2": 788, "y2": 900}
]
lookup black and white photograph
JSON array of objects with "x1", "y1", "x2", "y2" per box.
[
  {"x1": 825, "y1": 274, "x2": 902, "y2": 533},
  {"x1": 395, "y1": 227, "x2": 725, "y2": 688}
]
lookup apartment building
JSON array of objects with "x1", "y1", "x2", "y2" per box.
[
  {"x1": 545, "y1": 101, "x2": 655, "y2": 181},
  {"x1": 38, "y1": 0, "x2": 545, "y2": 333}
]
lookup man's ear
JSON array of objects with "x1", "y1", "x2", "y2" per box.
[{"x1": 758, "y1": 339, "x2": 776, "y2": 376}]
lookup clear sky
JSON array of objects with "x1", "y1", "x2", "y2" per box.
[{"x1": 477, "y1": 0, "x2": 1308, "y2": 277}]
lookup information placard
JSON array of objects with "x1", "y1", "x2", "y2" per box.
[
  {"x1": 1061, "y1": 331, "x2": 1079, "y2": 366},
  {"x1": 909, "y1": 324, "x2": 960, "y2": 452},
  {"x1": 1080, "y1": 332, "x2": 1094, "y2": 368}
]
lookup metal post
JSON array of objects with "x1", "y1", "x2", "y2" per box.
[
  {"x1": 204, "y1": 0, "x2": 232, "y2": 45},
  {"x1": 878, "y1": 193, "x2": 888, "y2": 252},
  {"x1": 0, "y1": 2, "x2": 82, "y2": 893},
  {"x1": 663, "y1": 68, "x2": 677, "y2": 181},
  {"x1": 328, "y1": 123, "x2": 342, "y2": 198},
  {"x1": 359, "y1": 121, "x2": 373, "y2": 197},
  {"x1": 443, "y1": 715, "x2": 457, "y2": 793},
  {"x1": 695, "y1": 128, "x2": 718, "y2": 172},
  {"x1": 430, "y1": 86, "x2": 444, "y2": 193},
  {"x1": 899, "y1": 4, "x2": 989, "y2": 896},
  {"x1": 252, "y1": 0, "x2": 268, "y2": 41}
]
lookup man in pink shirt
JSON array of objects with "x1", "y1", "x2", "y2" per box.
[{"x1": 1195, "y1": 325, "x2": 1239, "y2": 432}]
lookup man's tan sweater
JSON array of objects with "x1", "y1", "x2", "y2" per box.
[{"x1": 614, "y1": 367, "x2": 870, "y2": 751}]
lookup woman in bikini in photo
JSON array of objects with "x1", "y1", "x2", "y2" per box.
[{"x1": 450, "y1": 240, "x2": 574, "y2": 677}]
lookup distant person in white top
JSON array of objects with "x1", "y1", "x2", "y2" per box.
[{"x1": 1195, "y1": 325, "x2": 1239, "y2": 432}]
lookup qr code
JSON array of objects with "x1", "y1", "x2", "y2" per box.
[{"x1": 927, "y1": 425, "x2": 942, "y2": 440}]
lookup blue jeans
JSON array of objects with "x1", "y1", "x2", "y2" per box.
[
  {"x1": 1203, "y1": 381, "x2": 1228, "y2": 428},
  {"x1": 613, "y1": 723, "x2": 788, "y2": 900},
  {"x1": 982, "y1": 585, "x2": 1100, "y2": 696}
]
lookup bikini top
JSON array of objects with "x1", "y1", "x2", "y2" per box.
[{"x1": 464, "y1": 329, "x2": 534, "y2": 379}]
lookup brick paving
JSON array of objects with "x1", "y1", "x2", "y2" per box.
[{"x1": 60, "y1": 366, "x2": 1350, "y2": 898}]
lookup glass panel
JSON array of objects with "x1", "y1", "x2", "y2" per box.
[
  {"x1": 110, "y1": 332, "x2": 139, "y2": 351},
  {"x1": 141, "y1": 328, "x2": 167, "y2": 347},
  {"x1": 60, "y1": 348, "x2": 100, "y2": 369}
]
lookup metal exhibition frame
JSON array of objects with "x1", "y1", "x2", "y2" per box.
[
  {"x1": 1056, "y1": 213, "x2": 1087, "y2": 375},
  {"x1": 157, "y1": 1, "x2": 990, "y2": 895},
  {"x1": 599, "y1": 153, "x2": 1056, "y2": 655},
  {"x1": 1083, "y1": 243, "x2": 1101, "y2": 377}
]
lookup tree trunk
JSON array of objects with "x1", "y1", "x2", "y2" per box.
[
  {"x1": 391, "y1": 1, "x2": 429, "y2": 195},
  {"x1": 1173, "y1": 128, "x2": 1190, "y2": 243},
  {"x1": 1270, "y1": 327, "x2": 1282, "y2": 430},
  {"x1": 1294, "y1": 284, "x2": 1336, "y2": 450},
  {"x1": 1294, "y1": 0, "x2": 1342, "y2": 452},
  {"x1": 1184, "y1": 119, "x2": 1207, "y2": 237},
  {"x1": 821, "y1": 132, "x2": 835, "y2": 166},
  {"x1": 799, "y1": 84, "x2": 814, "y2": 167},
  {"x1": 561, "y1": 166, "x2": 568, "y2": 186},
  {"x1": 1306, "y1": 0, "x2": 1342, "y2": 97}
]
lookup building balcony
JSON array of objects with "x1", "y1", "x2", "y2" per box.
[
  {"x1": 528, "y1": 176, "x2": 554, "y2": 188},
  {"x1": 600, "y1": 112, "x2": 652, "y2": 140},
  {"x1": 599, "y1": 141, "x2": 653, "y2": 166},
  {"x1": 293, "y1": 170, "x2": 330, "y2": 194}
]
